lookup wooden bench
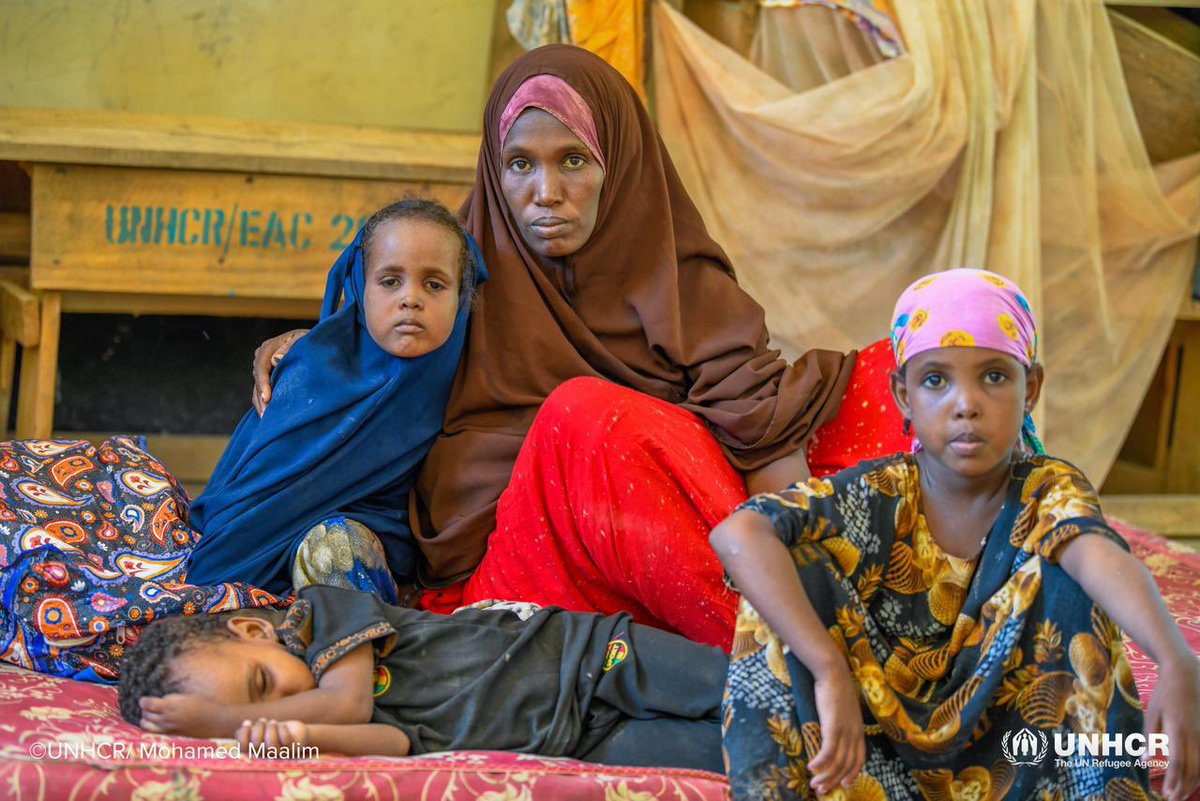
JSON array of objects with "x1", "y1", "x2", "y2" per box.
[{"x1": 0, "y1": 109, "x2": 479, "y2": 452}]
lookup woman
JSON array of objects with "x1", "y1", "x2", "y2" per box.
[{"x1": 251, "y1": 45, "x2": 908, "y2": 648}]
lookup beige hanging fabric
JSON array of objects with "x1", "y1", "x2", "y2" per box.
[{"x1": 652, "y1": 0, "x2": 1199, "y2": 481}]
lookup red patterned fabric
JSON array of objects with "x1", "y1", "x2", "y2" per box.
[
  {"x1": 0, "y1": 662, "x2": 729, "y2": 801},
  {"x1": 424, "y1": 377, "x2": 746, "y2": 650},
  {"x1": 425, "y1": 344, "x2": 910, "y2": 649},
  {"x1": 1106, "y1": 520, "x2": 1200, "y2": 800},
  {"x1": 427, "y1": 345, "x2": 902, "y2": 652},
  {"x1": 1110, "y1": 519, "x2": 1200, "y2": 704},
  {"x1": 806, "y1": 338, "x2": 913, "y2": 477}
]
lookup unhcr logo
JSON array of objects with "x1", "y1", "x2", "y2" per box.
[
  {"x1": 1002, "y1": 728, "x2": 1048, "y2": 766},
  {"x1": 1002, "y1": 728, "x2": 1171, "y2": 769}
]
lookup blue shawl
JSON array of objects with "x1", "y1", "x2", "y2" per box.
[{"x1": 185, "y1": 227, "x2": 484, "y2": 593}]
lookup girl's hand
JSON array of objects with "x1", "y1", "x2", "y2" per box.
[
  {"x1": 1146, "y1": 657, "x2": 1200, "y2": 801},
  {"x1": 139, "y1": 694, "x2": 225, "y2": 738},
  {"x1": 808, "y1": 664, "x2": 866, "y2": 795},
  {"x1": 252, "y1": 329, "x2": 308, "y2": 415},
  {"x1": 236, "y1": 717, "x2": 309, "y2": 755}
]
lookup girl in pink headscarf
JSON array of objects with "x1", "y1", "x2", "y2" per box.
[{"x1": 712, "y1": 269, "x2": 1199, "y2": 801}]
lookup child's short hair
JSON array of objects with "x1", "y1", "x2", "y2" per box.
[
  {"x1": 117, "y1": 609, "x2": 276, "y2": 725},
  {"x1": 361, "y1": 198, "x2": 479, "y2": 307}
]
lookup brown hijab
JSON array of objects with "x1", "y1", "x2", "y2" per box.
[{"x1": 413, "y1": 45, "x2": 855, "y2": 580}]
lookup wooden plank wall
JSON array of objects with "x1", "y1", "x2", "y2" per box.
[{"x1": 30, "y1": 164, "x2": 470, "y2": 298}]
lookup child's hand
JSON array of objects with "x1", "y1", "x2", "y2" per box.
[
  {"x1": 139, "y1": 694, "x2": 225, "y2": 738},
  {"x1": 1146, "y1": 657, "x2": 1200, "y2": 801},
  {"x1": 808, "y1": 664, "x2": 866, "y2": 795},
  {"x1": 236, "y1": 718, "x2": 309, "y2": 755}
]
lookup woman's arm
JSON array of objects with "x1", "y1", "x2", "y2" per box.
[
  {"x1": 744, "y1": 451, "x2": 811, "y2": 496},
  {"x1": 236, "y1": 719, "x2": 411, "y2": 758},
  {"x1": 711, "y1": 509, "x2": 864, "y2": 794},
  {"x1": 251, "y1": 328, "x2": 309, "y2": 414},
  {"x1": 139, "y1": 643, "x2": 376, "y2": 738},
  {"x1": 1058, "y1": 534, "x2": 1200, "y2": 801}
]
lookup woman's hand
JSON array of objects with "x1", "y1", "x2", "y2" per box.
[
  {"x1": 236, "y1": 717, "x2": 308, "y2": 755},
  {"x1": 252, "y1": 329, "x2": 309, "y2": 415},
  {"x1": 1146, "y1": 657, "x2": 1200, "y2": 801},
  {"x1": 807, "y1": 664, "x2": 866, "y2": 795}
]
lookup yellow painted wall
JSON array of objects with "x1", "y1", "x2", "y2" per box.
[{"x1": 0, "y1": 0, "x2": 496, "y2": 132}]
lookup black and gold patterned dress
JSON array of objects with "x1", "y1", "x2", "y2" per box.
[{"x1": 723, "y1": 453, "x2": 1158, "y2": 801}]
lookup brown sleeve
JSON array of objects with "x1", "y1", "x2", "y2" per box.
[{"x1": 673, "y1": 261, "x2": 855, "y2": 471}]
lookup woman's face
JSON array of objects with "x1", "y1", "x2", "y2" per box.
[{"x1": 500, "y1": 108, "x2": 605, "y2": 259}]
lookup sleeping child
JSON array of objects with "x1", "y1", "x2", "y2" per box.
[
  {"x1": 118, "y1": 584, "x2": 726, "y2": 771},
  {"x1": 712, "y1": 269, "x2": 1200, "y2": 800},
  {"x1": 185, "y1": 199, "x2": 484, "y2": 602}
]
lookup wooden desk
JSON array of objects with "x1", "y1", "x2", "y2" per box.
[{"x1": 0, "y1": 108, "x2": 479, "y2": 438}]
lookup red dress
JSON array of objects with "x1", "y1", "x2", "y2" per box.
[{"x1": 423, "y1": 340, "x2": 910, "y2": 650}]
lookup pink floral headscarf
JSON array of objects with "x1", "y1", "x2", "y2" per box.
[{"x1": 891, "y1": 268, "x2": 1037, "y2": 368}]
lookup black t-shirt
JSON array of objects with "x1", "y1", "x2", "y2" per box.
[{"x1": 277, "y1": 586, "x2": 624, "y2": 755}]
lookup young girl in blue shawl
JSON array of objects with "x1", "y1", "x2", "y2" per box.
[{"x1": 185, "y1": 199, "x2": 483, "y2": 601}]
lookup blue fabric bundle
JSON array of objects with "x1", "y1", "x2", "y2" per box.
[{"x1": 186, "y1": 227, "x2": 484, "y2": 593}]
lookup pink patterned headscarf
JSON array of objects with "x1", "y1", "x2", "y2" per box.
[
  {"x1": 497, "y1": 74, "x2": 607, "y2": 172},
  {"x1": 891, "y1": 268, "x2": 1043, "y2": 453},
  {"x1": 891, "y1": 268, "x2": 1038, "y2": 369}
]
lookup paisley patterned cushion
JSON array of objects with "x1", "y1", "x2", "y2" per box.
[{"x1": 0, "y1": 437, "x2": 287, "y2": 681}]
